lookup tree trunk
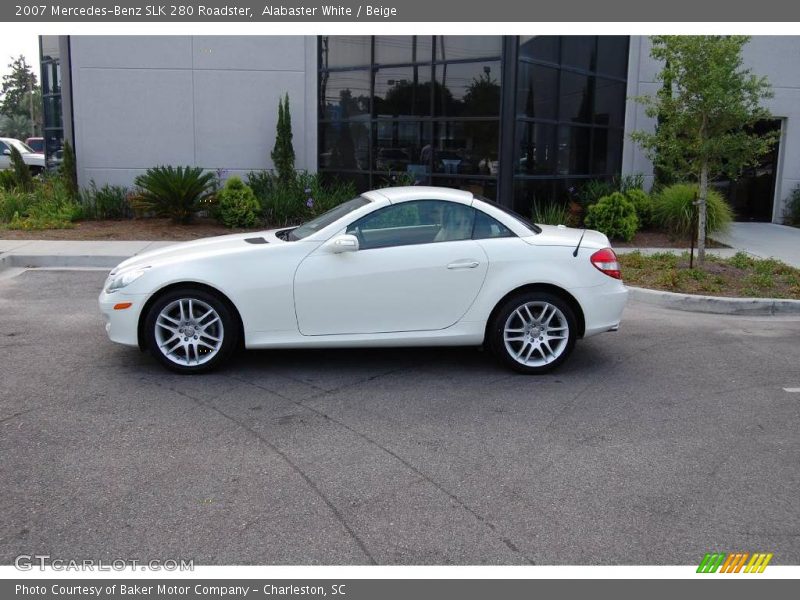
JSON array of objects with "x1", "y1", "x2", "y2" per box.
[{"x1": 697, "y1": 161, "x2": 709, "y2": 265}]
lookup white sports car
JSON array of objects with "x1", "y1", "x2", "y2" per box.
[{"x1": 99, "y1": 187, "x2": 627, "y2": 374}]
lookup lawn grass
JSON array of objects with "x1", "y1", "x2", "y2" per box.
[{"x1": 619, "y1": 251, "x2": 800, "y2": 300}]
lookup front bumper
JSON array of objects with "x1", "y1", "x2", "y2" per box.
[{"x1": 98, "y1": 289, "x2": 148, "y2": 347}]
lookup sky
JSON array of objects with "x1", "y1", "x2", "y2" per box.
[{"x1": 0, "y1": 34, "x2": 41, "y2": 83}]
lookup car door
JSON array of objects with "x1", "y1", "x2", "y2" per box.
[
  {"x1": 293, "y1": 199, "x2": 489, "y2": 335},
  {"x1": 0, "y1": 141, "x2": 11, "y2": 170}
]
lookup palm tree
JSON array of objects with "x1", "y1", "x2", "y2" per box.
[{"x1": 0, "y1": 113, "x2": 32, "y2": 139}]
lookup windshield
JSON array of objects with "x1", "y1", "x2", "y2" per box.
[
  {"x1": 476, "y1": 196, "x2": 541, "y2": 234},
  {"x1": 7, "y1": 139, "x2": 34, "y2": 154},
  {"x1": 288, "y1": 196, "x2": 371, "y2": 241}
]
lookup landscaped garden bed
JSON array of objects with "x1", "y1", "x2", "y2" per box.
[
  {"x1": 619, "y1": 251, "x2": 800, "y2": 300},
  {"x1": 0, "y1": 217, "x2": 259, "y2": 241}
]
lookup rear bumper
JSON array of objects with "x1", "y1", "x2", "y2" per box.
[{"x1": 575, "y1": 282, "x2": 629, "y2": 338}]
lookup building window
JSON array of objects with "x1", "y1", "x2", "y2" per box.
[
  {"x1": 318, "y1": 36, "x2": 628, "y2": 212},
  {"x1": 40, "y1": 36, "x2": 65, "y2": 169},
  {"x1": 512, "y1": 36, "x2": 629, "y2": 216},
  {"x1": 319, "y1": 35, "x2": 503, "y2": 200}
]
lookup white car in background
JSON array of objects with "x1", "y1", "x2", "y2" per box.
[
  {"x1": 99, "y1": 187, "x2": 628, "y2": 375},
  {"x1": 0, "y1": 137, "x2": 46, "y2": 174}
]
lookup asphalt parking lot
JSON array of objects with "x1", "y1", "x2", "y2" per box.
[{"x1": 1, "y1": 269, "x2": 799, "y2": 565}]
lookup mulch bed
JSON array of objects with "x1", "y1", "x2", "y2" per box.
[
  {"x1": 0, "y1": 218, "x2": 261, "y2": 241},
  {"x1": 615, "y1": 230, "x2": 729, "y2": 248},
  {"x1": 618, "y1": 251, "x2": 800, "y2": 300}
]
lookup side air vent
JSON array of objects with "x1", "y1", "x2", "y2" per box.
[{"x1": 244, "y1": 237, "x2": 269, "y2": 245}]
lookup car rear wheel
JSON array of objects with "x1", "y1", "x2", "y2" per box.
[
  {"x1": 489, "y1": 292, "x2": 577, "y2": 374},
  {"x1": 144, "y1": 287, "x2": 238, "y2": 374}
]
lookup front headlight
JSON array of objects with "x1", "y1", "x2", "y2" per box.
[{"x1": 105, "y1": 267, "x2": 149, "y2": 293}]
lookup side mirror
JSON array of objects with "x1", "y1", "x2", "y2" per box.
[
  {"x1": 2, "y1": 149, "x2": 10, "y2": 156},
  {"x1": 328, "y1": 234, "x2": 359, "y2": 254}
]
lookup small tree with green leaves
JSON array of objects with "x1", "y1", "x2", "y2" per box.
[
  {"x1": 9, "y1": 145, "x2": 33, "y2": 192},
  {"x1": 631, "y1": 36, "x2": 776, "y2": 264},
  {"x1": 271, "y1": 94, "x2": 295, "y2": 184}
]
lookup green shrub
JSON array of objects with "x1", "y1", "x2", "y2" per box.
[
  {"x1": 59, "y1": 140, "x2": 79, "y2": 200},
  {"x1": 584, "y1": 192, "x2": 639, "y2": 241},
  {"x1": 0, "y1": 189, "x2": 32, "y2": 222},
  {"x1": 298, "y1": 172, "x2": 357, "y2": 216},
  {"x1": 133, "y1": 166, "x2": 215, "y2": 224},
  {"x1": 9, "y1": 145, "x2": 33, "y2": 192},
  {"x1": 248, "y1": 170, "x2": 356, "y2": 227},
  {"x1": 378, "y1": 171, "x2": 417, "y2": 188},
  {"x1": 532, "y1": 201, "x2": 571, "y2": 226},
  {"x1": 217, "y1": 176, "x2": 261, "y2": 228},
  {"x1": 5, "y1": 177, "x2": 81, "y2": 229},
  {"x1": 652, "y1": 183, "x2": 733, "y2": 238},
  {"x1": 784, "y1": 185, "x2": 800, "y2": 227},
  {"x1": 625, "y1": 188, "x2": 653, "y2": 228},
  {"x1": 79, "y1": 181, "x2": 131, "y2": 219},
  {"x1": 577, "y1": 179, "x2": 616, "y2": 210},
  {"x1": 615, "y1": 173, "x2": 646, "y2": 195},
  {"x1": 0, "y1": 169, "x2": 17, "y2": 191}
]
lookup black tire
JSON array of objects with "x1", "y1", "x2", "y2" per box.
[
  {"x1": 144, "y1": 287, "x2": 239, "y2": 374},
  {"x1": 488, "y1": 291, "x2": 577, "y2": 374}
]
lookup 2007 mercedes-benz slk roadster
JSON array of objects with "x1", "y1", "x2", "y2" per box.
[{"x1": 99, "y1": 186, "x2": 627, "y2": 374}]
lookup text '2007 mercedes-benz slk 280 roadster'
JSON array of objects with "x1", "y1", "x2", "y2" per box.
[{"x1": 99, "y1": 186, "x2": 627, "y2": 374}]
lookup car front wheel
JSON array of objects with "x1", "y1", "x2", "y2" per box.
[
  {"x1": 489, "y1": 292, "x2": 577, "y2": 374},
  {"x1": 144, "y1": 288, "x2": 238, "y2": 374}
]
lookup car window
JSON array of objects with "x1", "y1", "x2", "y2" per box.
[
  {"x1": 288, "y1": 196, "x2": 371, "y2": 240},
  {"x1": 7, "y1": 139, "x2": 32, "y2": 154},
  {"x1": 0, "y1": 141, "x2": 8, "y2": 154},
  {"x1": 472, "y1": 210, "x2": 516, "y2": 240},
  {"x1": 476, "y1": 195, "x2": 541, "y2": 234},
  {"x1": 347, "y1": 200, "x2": 475, "y2": 250}
]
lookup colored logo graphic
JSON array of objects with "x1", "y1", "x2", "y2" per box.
[{"x1": 697, "y1": 552, "x2": 773, "y2": 573}]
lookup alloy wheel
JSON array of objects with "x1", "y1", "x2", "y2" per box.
[
  {"x1": 153, "y1": 298, "x2": 224, "y2": 366},
  {"x1": 502, "y1": 301, "x2": 569, "y2": 367}
]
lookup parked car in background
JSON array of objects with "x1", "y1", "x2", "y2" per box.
[
  {"x1": 100, "y1": 187, "x2": 628, "y2": 375},
  {"x1": 25, "y1": 137, "x2": 44, "y2": 153},
  {"x1": 0, "y1": 138, "x2": 45, "y2": 174}
]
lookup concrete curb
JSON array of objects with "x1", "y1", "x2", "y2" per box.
[
  {"x1": 0, "y1": 254, "x2": 124, "y2": 271},
  {"x1": 627, "y1": 286, "x2": 800, "y2": 316}
]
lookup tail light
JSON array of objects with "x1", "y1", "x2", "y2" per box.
[{"x1": 590, "y1": 248, "x2": 621, "y2": 279}]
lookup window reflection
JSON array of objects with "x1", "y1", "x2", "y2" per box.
[
  {"x1": 374, "y1": 36, "x2": 434, "y2": 64},
  {"x1": 320, "y1": 70, "x2": 370, "y2": 120},
  {"x1": 435, "y1": 61, "x2": 501, "y2": 118},
  {"x1": 320, "y1": 36, "x2": 371, "y2": 68},
  {"x1": 320, "y1": 122, "x2": 370, "y2": 170},
  {"x1": 374, "y1": 121, "x2": 431, "y2": 175},
  {"x1": 434, "y1": 36, "x2": 502, "y2": 61},
  {"x1": 434, "y1": 121, "x2": 498, "y2": 176},
  {"x1": 559, "y1": 71, "x2": 592, "y2": 124},
  {"x1": 517, "y1": 63, "x2": 558, "y2": 120},
  {"x1": 515, "y1": 122, "x2": 556, "y2": 175},
  {"x1": 318, "y1": 35, "x2": 628, "y2": 207},
  {"x1": 373, "y1": 66, "x2": 432, "y2": 117}
]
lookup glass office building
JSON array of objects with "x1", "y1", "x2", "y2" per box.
[{"x1": 318, "y1": 35, "x2": 629, "y2": 215}]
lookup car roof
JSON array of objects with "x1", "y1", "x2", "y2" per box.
[{"x1": 364, "y1": 186, "x2": 474, "y2": 205}]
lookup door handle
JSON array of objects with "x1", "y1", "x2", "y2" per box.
[{"x1": 447, "y1": 260, "x2": 480, "y2": 270}]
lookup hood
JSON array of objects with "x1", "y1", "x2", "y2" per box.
[
  {"x1": 110, "y1": 228, "x2": 290, "y2": 274},
  {"x1": 526, "y1": 224, "x2": 611, "y2": 250},
  {"x1": 22, "y1": 153, "x2": 45, "y2": 167}
]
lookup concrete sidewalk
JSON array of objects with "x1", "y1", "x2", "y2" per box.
[
  {"x1": 712, "y1": 222, "x2": 800, "y2": 268},
  {"x1": 0, "y1": 239, "x2": 175, "y2": 270}
]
